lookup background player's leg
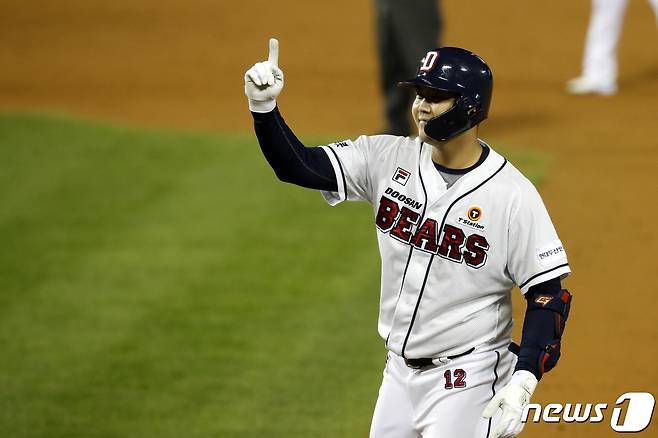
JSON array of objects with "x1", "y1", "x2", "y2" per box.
[
  {"x1": 393, "y1": 0, "x2": 441, "y2": 136},
  {"x1": 582, "y1": 0, "x2": 628, "y2": 86},
  {"x1": 391, "y1": 0, "x2": 442, "y2": 72},
  {"x1": 376, "y1": 0, "x2": 441, "y2": 136},
  {"x1": 374, "y1": 0, "x2": 410, "y2": 136},
  {"x1": 569, "y1": 0, "x2": 629, "y2": 94},
  {"x1": 649, "y1": 0, "x2": 658, "y2": 25},
  {"x1": 369, "y1": 353, "x2": 418, "y2": 438}
]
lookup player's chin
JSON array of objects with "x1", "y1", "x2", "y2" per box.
[{"x1": 417, "y1": 126, "x2": 431, "y2": 142}]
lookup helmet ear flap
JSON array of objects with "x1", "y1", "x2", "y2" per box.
[
  {"x1": 460, "y1": 96, "x2": 480, "y2": 116},
  {"x1": 424, "y1": 95, "x2": 485, "y2": 142},
  {"x1": 424, "y1": 105, "x2": 468, "y2": 141},
  {"x1": 466, "y1": 104, "x2": 480, "y2": 116}
]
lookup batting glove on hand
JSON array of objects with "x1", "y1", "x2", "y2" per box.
[
  {"x1": 244, "y1": 38, "x2": 284, "y2": 113},
  {"x1": 482, "y1": 370, "x2": 538, "y2": 438}
]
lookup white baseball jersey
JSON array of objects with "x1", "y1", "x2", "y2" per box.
[{"x1": 320, "y1": 135, "x2": 570, "y2": 359}]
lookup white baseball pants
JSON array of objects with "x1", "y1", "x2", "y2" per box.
[
  {"x1": 581, "y1": 0, "x2": 658, "y2": 86},
  {"x1": 369, "y1": 339, "x2": 515, "y2": 438}
]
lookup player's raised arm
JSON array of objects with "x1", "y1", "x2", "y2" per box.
[{"x1": 244, "y1": 39, "x2": 337, "y2": 191}]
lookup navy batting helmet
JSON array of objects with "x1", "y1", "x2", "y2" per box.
[{"x1": 398, "y1": 47, "x2": 493, "y2": 142}]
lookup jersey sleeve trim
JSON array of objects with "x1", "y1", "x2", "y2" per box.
[
  {"x1": 319, "y1": 145, "x2": 347, "y2": 204},
  {"x1": 519, "y1": 263, "x2": 571, "y2": 294}
]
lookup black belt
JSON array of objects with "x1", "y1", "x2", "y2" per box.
[{"x1": 404, "y1": 347, "x2": 475, "y2": 369}]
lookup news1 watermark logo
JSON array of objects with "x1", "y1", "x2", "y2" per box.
[{"x1": 522, "y1": 392, "x2": 655, "y2": 432}]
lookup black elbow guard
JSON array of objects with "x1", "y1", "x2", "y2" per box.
[
  {"x1": 517, "y1": 289, "x2": 572, "y2": 379},
  {"x1": 532, "y1": 289, "x2": 572, "y2": 339}
]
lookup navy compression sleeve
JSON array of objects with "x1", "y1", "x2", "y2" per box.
[
  {"x1": 252, "y1": 107, "x2": 337, "y2": 191},
  {"x1": 515, "y1": 277, "x2": 568, "y2": 380}
]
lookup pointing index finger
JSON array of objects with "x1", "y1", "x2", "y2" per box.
[{"x1": 268, "y1": 38, "x2": 279, "y2": 67}]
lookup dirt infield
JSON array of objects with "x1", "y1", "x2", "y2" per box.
[{"x1": 2, "y1": 0, "x2": 657, "y2": 436}]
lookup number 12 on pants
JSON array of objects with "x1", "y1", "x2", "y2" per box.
[{"x1": 444, "y1": 369, "x2": 467, "y2": 389}]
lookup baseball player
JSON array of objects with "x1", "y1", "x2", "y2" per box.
[
  {"x1": 245, "y1": 39, "x2": 572, "y2": 438},
  {"x1": 567, "y1": 0, "x2": 658, "y2": 95}
]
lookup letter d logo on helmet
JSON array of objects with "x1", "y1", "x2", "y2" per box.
[{"x1": 398, "y1": 47, "x2": 493, "y2": 142}]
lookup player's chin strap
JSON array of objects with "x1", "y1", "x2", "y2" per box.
[
  {"x1": 511, "y1": 289, "x2": 572, "y2": 380},
  {"x1": 424, "y1": 97, "x2": 473, "y2": 142}
]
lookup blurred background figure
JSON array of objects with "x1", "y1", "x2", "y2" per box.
[
  {"x1": 567, "y1": 0, "x2": 658, "y2": 96},
  {"x1": 375, "y1": 0, "x2": 442, "y2": 135}
]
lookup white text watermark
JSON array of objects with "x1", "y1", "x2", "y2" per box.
[{"x1": 522, "y1": 392, "x2": 655, "y2": 432}]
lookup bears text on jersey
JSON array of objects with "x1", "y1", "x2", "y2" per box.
[{"x1": 375, "y1": 195, "x2": 489, "y2": 268}]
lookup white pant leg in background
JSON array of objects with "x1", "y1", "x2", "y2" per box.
[
  {"x1": 369, "y1": 341, "x2": 515, "y2": 438},
  {"x1": 650, "y1": 0, "x2": 658, "y2": 25},
  {"x1": 582, "y1": 0, "x2": 629, "y2": 86}
]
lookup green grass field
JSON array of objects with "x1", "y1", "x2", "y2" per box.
[{"x1": 0, "y1": 113, "x2": 550, "y2": 437}]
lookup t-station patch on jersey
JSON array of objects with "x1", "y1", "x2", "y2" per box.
[
  {"x1": 392, "y1": 167, "x2": 411, "y2": 186},
  {"x1": 467, "y1": 206, "x2": 483, "y2": 221}
]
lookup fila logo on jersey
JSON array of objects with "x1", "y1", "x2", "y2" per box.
[
  {"x1": 375, "y1": 195, "x2": 489, "y2": 268},
  {"x1": 392, "y1": 167, "x2": 411, "y2": 186}
]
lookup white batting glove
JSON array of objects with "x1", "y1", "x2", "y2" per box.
[
  {"x1": 482, "y1": 370, "x2": 538, "y2": 438},
  {"x1": 244, "y1": 38, "x2": 284, "y2": 113}
]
